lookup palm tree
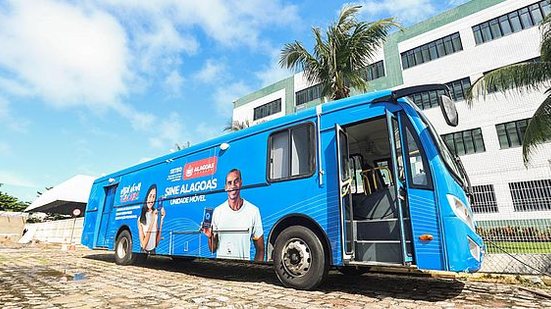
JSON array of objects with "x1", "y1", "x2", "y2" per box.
[
  {"x1": 279, "y1": 5, "x2": 399, "y2": 101},
  {"x1": 224, "y1": 119, "x2": 251, "y2": 132},
  {"x1": 466, "y1": 14, "x2": 551, "y2": 164}
]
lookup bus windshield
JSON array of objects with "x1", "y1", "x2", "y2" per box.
[{"x1": 406, "y1": 99, "x2": 471, "y2": 192}]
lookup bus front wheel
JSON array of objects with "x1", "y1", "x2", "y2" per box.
[
  {"x1": 114, "y1": 230, "x2": 137, "y2": 265},
  {"x1": 273, "y1": 226, "x2": 328, "y2": 290}
]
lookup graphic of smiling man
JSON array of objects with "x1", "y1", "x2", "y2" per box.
[{"x1": 203, "y1": 169, "x2": 264, "y2": 261}]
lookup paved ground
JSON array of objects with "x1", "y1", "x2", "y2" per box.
[{"x1": 1, "y1": 244, "x2": 550, "y2": 308}]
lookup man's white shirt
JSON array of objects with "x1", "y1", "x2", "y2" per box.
[{"x1": 212, "y1": 199, "x2": 263, "y2": 260}]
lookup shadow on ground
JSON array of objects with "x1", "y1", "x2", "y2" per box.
[{"x1": 84, "y1": 252, "x2": 465, "y2": 301}]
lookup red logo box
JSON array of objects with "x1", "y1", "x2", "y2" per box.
[{"x1": 183, "y1": 157, "x2": 218, "y2": 180}]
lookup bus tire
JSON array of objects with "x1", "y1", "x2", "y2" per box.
[
  {"x1": 114, "y1": 230, "x2": 136, "y2": 265},
  {"x1": 273, "y1": 226, "x2": 328, "y2": 290}
]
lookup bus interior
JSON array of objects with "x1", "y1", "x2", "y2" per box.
[{"x1": 343, "y1": 117, "x2": 414, "y2": 265}]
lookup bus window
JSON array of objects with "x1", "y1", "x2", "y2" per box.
[
  {"x1": 269, "y1": 130, "x2": 289, "y2": 179},
  {"x1": 269, "y1": 123, "x2": 315, "y2": 181},
  {"x1": 404, "y1": 121, "x2": 432, "y2": 188}
]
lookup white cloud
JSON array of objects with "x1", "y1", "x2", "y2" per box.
[
  {"x1": 0, "y1": 77, "x2": 32, "y2": 97},
  {"x1": 98, "y1": 0, "x2": 299, "y2": 49},
  {"x1": 112, "y1": 103, "x2": 155, "y2": 131},
  {"x1": 255, "y1": 49, "x2": 292, "y2": 87},
  {"x1": 0, "y1": 0, "x2": 130, "y2": 108},
  {"x1": 214, "y1": 81, "x2": 253, "y2": 117},
  {"x1": 0, "y1": 0, "x2": 297, "y2": 148},
  {"x1": 357, "y1": 0, "x2": 437, "y2": 24},
  {"x1": 164, "y1": 70, "x2": 185, "y2": 96},
  {"x1": 131, "y1": 19, "x2": 198, "y2": 75},
  {"x1": 196, "y1": 59, "x2": 226, "y2": 83},
  {"x1": 0, "y1": 97, "x2": 29, "y2": 133},
  {"x1": 147, "y1": 113, "x2": 220, "y2": 150}
]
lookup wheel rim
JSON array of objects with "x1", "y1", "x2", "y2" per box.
[
  {"x1": 117, "y1": 237, "x2": 129, "y2": 258},
  {"x1": 281, "y1": 237, "x2": 311, "y2": 277}
]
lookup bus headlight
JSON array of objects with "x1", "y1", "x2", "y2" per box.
[
  {"x1": 447, "y1": 194, "x2": 474, "y2": 231},
  {"x1": 468, "y1": 237, "x2": 481, "y2": 262}
]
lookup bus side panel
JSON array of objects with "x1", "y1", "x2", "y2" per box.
[
  {"x1": 320, "y1": 128, "x2": 343, "y2": 266},
  {"x1": 407, "y1": 188, "x2": 444, "y2": 270},
  {"x1": 406, "y1": 113, "x2": 446, "y2": 271},
  {"x1": 214, "y1": 126, "x2": 339, "y2": 264},
  {"x1": 82, "y1": 183, "x2": 101, "y2": 249}
]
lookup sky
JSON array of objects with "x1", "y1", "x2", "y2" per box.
[{"x1": 0, "y1": 0, "x2": 469, "y2": 202}]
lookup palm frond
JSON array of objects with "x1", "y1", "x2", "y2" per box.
[
  {"x1": 223, "y1": 120, "x2": 250, "y2": 132},
  {"x1": 347, "y1": 18, "x2": 399, "y2": 69},
  {"x1": 522, "y1": 92, "x2": 551, "y2": 165},
  {"x1": 336, "y1": 5, "x2": 362, "y2": 33},
  {"x1": 279, "y1": 5, "x2": 399, "y2": 100},
  {"x1": 279, "y1": 41, "x2": 322, "y2": 85},
  {"x1": 466, "y1": 62, "x2": 551, "y2": 105}
]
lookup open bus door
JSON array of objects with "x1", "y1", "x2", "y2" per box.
[
  {"x1": 386, "y1": 111, "x2": 413, "y2": 265},
  {"x1": 336, "y1": 124, "x2": 354, "y2": 260}
]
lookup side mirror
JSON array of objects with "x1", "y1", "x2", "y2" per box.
[{"x1": 439, "y1": 95, "x2": 458, "y2": 127}]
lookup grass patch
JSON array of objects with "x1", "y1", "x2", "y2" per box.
[{"x1": 485, "y1": 241, "x2": 551, "y2": 254}]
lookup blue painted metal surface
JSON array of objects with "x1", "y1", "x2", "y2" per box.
[{"x1": 81, "y1": 87, "x2": 483, "y2": 273}]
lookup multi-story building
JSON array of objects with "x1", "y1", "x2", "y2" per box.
[{"x1": 232, "y1": 0, "x2": 551, "y2": 227}]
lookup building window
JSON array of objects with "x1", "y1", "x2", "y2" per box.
[
  {"x1": 471, "y1": 184, "x2": 499, "y2": 213},
  {"x1": 253, "y1": 98, "x2": 281, "y2": 121},
  {"x1": 410, "y1": 89, "x2": 445, "y2": 110},
  {"x1": 472, "y1": 0, "x2": 551, "y2": 45},
  {"x1": 361, "y1": 60, "x2": 385, "y2": 81},
  {"x1": 401, "y1": 32, "x2": 463, "y2": 69},
  {"x1": 296, "y1": 83, "x2": 323, "y2": 106},
  {"x1": 495, "y1": 118, "x2": 530, "y2": 149},
  {"x1": 446, "y1": 77, "x2": 471, "y2": 102},
  {"x1": 510, "y1": 179, "x2": 551, "y2": 212},
  {"x1": 409, "y1": 77, "x2": 470, "y2": 110},
  {"x1": 442, "y1": 128, "x2": 485, "y2": 156},
  {"x1": 268, "y1": 124, "x2": 315, "y2": 181}
]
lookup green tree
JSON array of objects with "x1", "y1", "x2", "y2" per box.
[
  {"x1": 0, "y1": 184, "x2": 30, "y2": 212},
  {"x1": 467, "y1": 14, "x2": 551, "y2": 164},
  {"x1": 279, "y1": 5, "x2": 399, "y2": 101},
  {"x1": 224, "y1": 119, "x2": 251, "y2": 132}
]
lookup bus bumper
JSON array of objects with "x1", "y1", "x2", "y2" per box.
[{"x1": 445, "y1": 217, "x2": 484, "y2": 273}]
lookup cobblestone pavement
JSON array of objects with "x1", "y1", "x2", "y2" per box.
[{"x1": 1, "y1": 245, "x2": 550, "y2": 308}]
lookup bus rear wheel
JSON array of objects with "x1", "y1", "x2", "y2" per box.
[
  {"x1": 114, "y1": 230, "x2": 138, "y2": 265},
  {"x1": 273, "y1": 226, "x2": 328, "y2": 290}
]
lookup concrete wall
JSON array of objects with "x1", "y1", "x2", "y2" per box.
[
  {"x1": 0, "y1": 212, "x2": 27, "y2": 242},
  {"x1": 21, "y1": 218, "x2": 84, "y2": 244}
]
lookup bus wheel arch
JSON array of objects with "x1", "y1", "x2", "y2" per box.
[
  {"x1": 269, "y1": 215, "x2": 331, "y2": 290},
  {"x1": 267, "y1": 214, "x2": 332, "y2": 264},
  {"x1": 114, "y1": 226, "x2": 142, "y2": 265}
]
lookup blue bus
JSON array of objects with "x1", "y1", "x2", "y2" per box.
[{"x1": 82, "y1": 84, "x2": 483, "y2": 290}]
